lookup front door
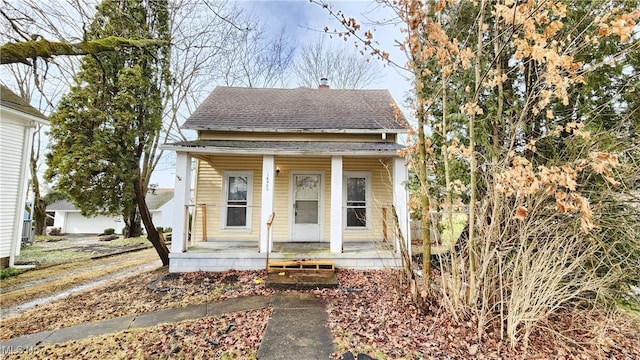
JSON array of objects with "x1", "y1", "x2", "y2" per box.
[{"x1": 291, "y1": 173, "x2": 321, "y2": 241}]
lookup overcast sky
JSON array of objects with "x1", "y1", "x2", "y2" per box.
[
  {"x1": 2, "y1": 0, "x2": 414, "y2": 190},
  {"x1": 152, "y1": 0, "x2": 413, "y2": 187},
  {"x1": 237, "y1": 0, "x2": 412, "y2": 99}
]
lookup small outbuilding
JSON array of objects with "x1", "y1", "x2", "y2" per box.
[{"x1": 47, "y1": 189, "x2": 175, "y2": 234}]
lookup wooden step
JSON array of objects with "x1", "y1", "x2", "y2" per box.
[
  {"x1": 267, "y1": 259, "x2": 335, "y2": 273},
  {"x1": 265, "y1": 270, "x2": 338, "y2": 289}
]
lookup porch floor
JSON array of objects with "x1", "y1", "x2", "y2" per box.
[
  {"x1": 170, "y1": 240, "x2": 404, "y2": 272},
  {"x1": 186, "y1": 240, "x2": 396, "y2": 254}
]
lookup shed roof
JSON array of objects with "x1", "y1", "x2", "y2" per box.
[
  {"x1": 183, "y1": 86, "x2": 406, "y2": 133},
  {"x1": 0, "y1": 85, "x2": 47, "y2": 120}
]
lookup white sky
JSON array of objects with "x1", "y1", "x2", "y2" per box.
[
  {"x1": 2, "y1": 1, "x2": 414, "y2": 190},
  {"x1": 152, "y1": 0, "x2": 414, "y2": 187}
]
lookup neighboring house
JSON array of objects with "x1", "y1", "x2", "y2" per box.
[
  {"x1": 0, "y1": 85, "x2": 48, "y2": 268},
  {"x1": 163, "y1": 85, "x2": 410, "y2": 272},
  {"x1": 47, "y1": 189, "x2": 175, "y2": 234}
]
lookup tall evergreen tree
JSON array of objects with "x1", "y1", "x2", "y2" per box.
[{"x1": 46, "y1": 0, "x2": 171, "y2": 265}]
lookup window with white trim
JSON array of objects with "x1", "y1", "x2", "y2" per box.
[
  {"x1": 222, "y1": 171, "x2": 253, "y2": 229},
  {"x1": 344, "y1": 172, "x2": 371, "y2": 228}
]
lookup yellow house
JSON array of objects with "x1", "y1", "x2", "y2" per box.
[{"x1": 164, "y1": 85, "x2": 410, "y2": 272}]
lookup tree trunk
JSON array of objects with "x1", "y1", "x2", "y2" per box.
[
  {"x1": 30, "y1": 150, "x2": 46, "y2": 235},
  {"x1": 416, "y1": 80, "x2": 432, "y2": 298},
  {"x1": 467, "y1": 0, "x2": 487, "y2": 304},
  {"x1": 33, "y1": 199, "x2": 46, "y2": 235},
  {"x1": 123, "y1": 209, "x2": 142, "y2": 238},
  {"x1": 134, "y1": 176, "x2": 169, "y2": 266}
]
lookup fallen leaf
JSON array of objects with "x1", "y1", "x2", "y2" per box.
[{"x1": 514, "y1": 206, "x2": 528, "y2": 220}]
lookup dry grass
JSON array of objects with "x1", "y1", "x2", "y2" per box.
[
  {"x1": 0, "y1": 268, "x2": 274, "y2": 341},
  {"x1": 0, "y1": 249, "x2": 158, "y2": 309},
  {"x1": 16, "y1": 245, "x2": 93, "y2": 266}
]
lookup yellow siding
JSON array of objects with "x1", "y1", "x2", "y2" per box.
[
  {"x1": 193, "y1": 155, "x2": 395, "y2": 243},
  {"x1": 343, "y1": 157, "x2": 394, "y2": 242},
  {"x1": 193, "y1": 155, "x2": 262, "y2": 242},
  {"x1": 198, "y1": 131, "x2": 396, "y2": 143},
  {"x1": 271, "y1": 157, "x2": 332, "y2": 241}
]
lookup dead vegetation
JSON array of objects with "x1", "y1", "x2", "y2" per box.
[{"x1": 2, "y1": 267, "x2": 638, "y2": 359}]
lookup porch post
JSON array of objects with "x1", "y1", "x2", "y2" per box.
[
  {"x1": 260, "y1": 155, "x2": 275, "y2": 253},
  {"x1": 393, "y1": 156, "x2": 410, "y2": 254},
  {"x1": 171, "y1": 152, "x2": 191, "y2": 253},
  {"x1": 330, "y1": 156, "x2": 343, "y2": 253}
]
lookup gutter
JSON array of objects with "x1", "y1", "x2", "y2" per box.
[{"x1": 160, "y1": 144, "x2": 402, "y2": 157}]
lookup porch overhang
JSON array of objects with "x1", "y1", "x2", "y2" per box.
[{"x1": 161, "y1": 140, "x2": 403, "y2": 157}]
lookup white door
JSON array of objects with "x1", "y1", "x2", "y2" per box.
[{"x1": 291, "y1": 173, "x2": 321, "y2": 241}]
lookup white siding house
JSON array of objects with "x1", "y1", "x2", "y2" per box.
[{"x1": 0, "y1": 85, "x2": 48, "y2": 268}]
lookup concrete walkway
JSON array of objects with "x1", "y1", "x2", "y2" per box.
[
  {"x1": 0, "y1": 293, "x2": 335, "y2": 359},
  {"x1": 258, "y1": 292, "x2": 335, "y2": 359}
]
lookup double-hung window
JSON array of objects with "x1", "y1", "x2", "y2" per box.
[
  {"x1": 344, "y1": 172, "x2": 370, "y2": 229},
  {"x1": 223, "y1": 171, "x2": 252, "y2": 229}
]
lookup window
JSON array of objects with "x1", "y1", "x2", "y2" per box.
[
  {"x1": 344, "y1": 172, "x2": 370, "y2": 228},
  {"x1": 223, "y1": 171, "x2": 252, "y2": 229}
]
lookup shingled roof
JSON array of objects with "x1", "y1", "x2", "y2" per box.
[
  {"x1": 1, "y1": 85, "x2": 47, "y2": 120},
  {"x1": 183, "y1": 86, "x2": 406, "y2": 133}
]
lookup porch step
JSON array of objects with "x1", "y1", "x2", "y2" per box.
[
  {"x1": 266, "y1": 260, "x2": 337, "y2": 289},
  {"x1": 267, "y1": 259, "x2": 335, "y2": 273},
  {"x1": 265, "y1": 270, "x2": 338, "y2": 290}
]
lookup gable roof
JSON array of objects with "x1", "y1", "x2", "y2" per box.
[
  {"x1": 145, "y1": 190, "x2": 175, "y2": 210},
  {"x1": 183, "y1": 86, "x2": 406, "y2": 133},
  {"x1": 0, "y1": 85, "x2": 47, "y2": 121}
]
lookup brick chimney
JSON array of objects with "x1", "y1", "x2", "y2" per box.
[{"x1": 318, "y1": 77, "x2": 329, "y2": 89}]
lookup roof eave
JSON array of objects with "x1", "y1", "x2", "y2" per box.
[
  {"x1": 182, "y1": 127, "x2": 407, "y2": 134},
  {"x1": 1, "y1": 105, "x2": 49, "y2": 125},
  {"x1": 161, "y1": 144, "x2": 402, "y2": 157}
]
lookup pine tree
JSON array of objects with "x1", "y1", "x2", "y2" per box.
[{"x1": 46, "y1": 0, "x2": 171, "y2": 265}]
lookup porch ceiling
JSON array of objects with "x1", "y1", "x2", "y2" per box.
[{"x1": 163, "y1": 140, "x2": 403, "y2": 157}]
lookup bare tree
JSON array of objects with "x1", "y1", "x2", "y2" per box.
[
  {"x1": 211, "y1": 11, "x2": 295, "y2": 88},
  {"x1": 292, "y1": 36, "x2": 383, "y2": 89}
]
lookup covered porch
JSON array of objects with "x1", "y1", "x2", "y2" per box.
[
  {"x1": 170, "y1": 240, "x2": 403, "y2": 272},
  {"x1": 166, "y1": 141, "x2": 410, "y2": 273}
]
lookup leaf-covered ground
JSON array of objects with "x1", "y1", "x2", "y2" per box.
[
  {"x1": 4, "y1": 308, "x2": 271, "y2": 360},
  {"x1": 2, "y1": 267, "x2": 639, "y2": 359},
  {"x1": 0, "y1": 267, "x2": 274, "y2": 341},
  {"x1": 320, "y1": 270, "x2": 640, "y2": 359}
]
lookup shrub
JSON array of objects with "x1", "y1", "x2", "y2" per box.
[
  {"x1": 48, "y1": 227, "x2": 63, "y2": 236},
  {"x1": 156, "y1": 226, "x2": 164, "y2": 233},
  {"x1": 104, "y1": 228, "x2": 115, "y2": 235},
  {"x1": 164, "y1": 227, "x2": 172, "y2": 233},
  {"x1": 0, "y1": 267, "x2": 23, "y2": 279}
]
